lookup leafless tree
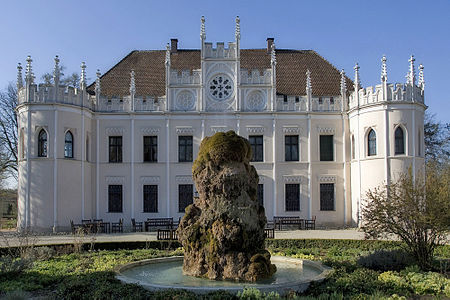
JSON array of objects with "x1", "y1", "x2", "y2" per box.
[{"x1": 0, "y1": 84, "x2": 18, "y2": 181}]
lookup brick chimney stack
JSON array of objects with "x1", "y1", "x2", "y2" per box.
[
  {"x1": 171, "y1": 39, "x2": 178, "y2": 53},
  {"x1": 267, "y1": 38, "x2": 274, "y2": 54}
]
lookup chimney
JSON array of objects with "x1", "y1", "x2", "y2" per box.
[
  {"x1": 171, "y1": 39, "x2": 178, "y2": 53},
  {"x1": 267, "y1": 38, "x2": 274, "y2": 53}
]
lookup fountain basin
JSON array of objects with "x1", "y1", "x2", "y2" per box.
[{"x1": 116, "y1": 256, "x2": 331, "y2": 295}]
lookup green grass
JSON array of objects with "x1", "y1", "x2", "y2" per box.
[{"x1": 0, "y1": 240, "x2": 449, "y2": 299}]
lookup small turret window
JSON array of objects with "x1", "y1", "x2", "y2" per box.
[
  {"x1": 64, "y1": 131, "x2": 73, "y2": 158},
  {"x1": 368, "y1": 129, "x2": 376, "y2": 156},
  {"x1": 38, "y1": 129, "x2": 48, "y2": 157},
  {"x1": 395, "y1": 127, "x2": 405, "y2": 155}
]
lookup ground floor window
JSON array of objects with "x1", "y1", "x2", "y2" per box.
[
  {"x1": 320, "y1": 183, "x2": 334, "y2": 211},
  {"x1": 143, "y1": 185, "x2": 158, "y2": 213},
  {"x1": 179, "y1": 184, "x2": 193, "y2": 213},
  {"x1": 257, "y1": 184, "x2": 264, "y2": 207},
  {"x1": 285, "y1": 183, "x2": 300, "y2": 211},
  {"x1": 108, "y1": 185, "x2": 122, "y2": 212}
]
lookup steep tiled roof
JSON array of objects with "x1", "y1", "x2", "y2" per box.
[{"x1": 87, "y1": 49, "x2": 353, "y2": 97}]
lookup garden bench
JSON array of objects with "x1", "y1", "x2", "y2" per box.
[
  {"x1": 157, "y1": 229, "x2": 178, "y2": 240},
  {"x1": 264, "y1": 227, "x2": 275, "y2": 239},
  {"x1": 273, "y1": 216, "x2": 304, "y2": 230},
  {"x1": 145, "y1": 217, "x2": 173, "y2": 231},
  {"x1": 304, "y1": 216, "x2": 316, "y2": 230},
  {"x1": 131, "y1": 218, "x2": 143, "y2": 232},
  {"x1": 111, "y1": 218, "x2": 123, "y2": 233}
]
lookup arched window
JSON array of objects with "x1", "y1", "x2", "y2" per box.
[
  {"x1": 351, "y1": 135, "x2": 355, "y2": 159},
  {"x1": 38, "y1": 129, "x2": 47, "y2": 157},
  {"x1": 367, "y1": 129, "x2": 376, "y2": 156},
  {"x1": 64, "y1": 131, "x2": 73, "y2": 158},
  {"x1": 394, "y1": 127, "x2": 405, "y2": 155}
]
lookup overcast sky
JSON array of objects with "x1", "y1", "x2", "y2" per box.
[{"x1": 1, "y1": 0, "x2": 449, "y2": 122}]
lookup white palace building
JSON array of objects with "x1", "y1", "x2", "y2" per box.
[{"x1": 16, "y1": 17, "x2": 426, "y2": 231}]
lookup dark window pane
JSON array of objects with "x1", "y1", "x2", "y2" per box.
[
  {"x1": 143, "y1": 185, "x2": 158, "y2": 212},
  {"x1": 64, "y1": 131, "x2": 73, "y2": 158},
  {"x1": 368, "y1": 129, "x2": 376, "y2": 156},
  {"x1": 38, "y1": 129, "x2": 47, "y2": 157},
  {"x1": 285, "y1": 184, "x2": 300, "y2": 211},
  {"x1": 320, "y1": 135, "x2": 333, "y2": 161},
  {"x1": 144, "y1": 136, "x2": 158, "y2": 162},
  {"x1": 320, "y1": 183, "x2": 334, "y2": 211},
  {"x1": 257, "y1": 184, "x2": 264, "y2": 207},
  {"x1": 179, "y1": 184, "x2": 193, "y2": 212},
  {"x1": 285, "y1": 135, "x2": 299, "y2": 161},
  {"x1": 108, "y1": 185, "x2": 122, "y2": 212},
  {"x1": 249, "y1": 135, "x2": 263, "y2": 162},
  {"x1": 395, "y1": 127, "x2": 405, "y2": 155},
  {"x1": 351, "y1": 135, "x2": 355, "y2": 160},
  {"x1": 179, "y1": 136, "x2": 193, "y2": 162},
  {"x1": 109, "y1": 136, "x2": 123, "y2": 163}
]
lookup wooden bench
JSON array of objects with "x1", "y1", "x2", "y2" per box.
[
  {"x1": 273, "y1": 216, "x2": 304, "y2": 230},
  {"x1": 145, "y1": 217, "x2": 173, "y2": 231},
  {"x1": 157, "y1": 229, "x2": 178, "y2": 240}
]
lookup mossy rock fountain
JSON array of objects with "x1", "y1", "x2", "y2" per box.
[{"x1": 177, "y1": 130, "x2": 276, "y2": 281}]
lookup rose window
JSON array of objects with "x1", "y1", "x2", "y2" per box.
[{"x1": 208, "y1": 74, "x2": 233, "y2": 101}]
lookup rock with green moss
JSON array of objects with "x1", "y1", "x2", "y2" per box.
[{"x1": 177, "y1": 131, "x2": 276, "y2": 282}]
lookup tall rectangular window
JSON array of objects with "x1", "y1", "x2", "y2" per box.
[
  {"x1": 320, "y1": 183, "x2": 334, "y2": 211},
  {"x1": 285, "y1": 135, "x2": 299, "y2": 161},
  {"x1": 249, "y1": 135, "x2": 263, "y2": 162},
  {"x1": 143, "y1": 136, "x2": 157, "y2": 162},
  {"x1": 285, "y1": 183, "x2": 300, "y2": 211},
  {"x1": 108, "y1": 185, "x2": 122, "y2": 212},
  {"x1": 143, "y1": 185, "x2": 158, "y2": 213},
  {"x1": 179, "y1": 184, "x2": 193, "y2": 213},
  {"x1": 257, "y1": 184, "x2": 264, "y2": 207},
  {"x1": 109, "y1": 136, "x2": 122, "y2": 163},
  {"x1": 178, "y1": 136, "x2": 193, "y2": 162},
  {"x1": 320, "y1": 135, "x2": 333, "y2": 161}
]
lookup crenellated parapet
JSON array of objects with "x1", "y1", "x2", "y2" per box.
[
  {"x1": 96, "y1": 95, "x2": 164, "y2": 112},
  {"x1": 169, "y1": 70, "x2": 201, "y2": 85},
  {"x1": 203, "y1": 42, "x2": 237, "y2": 59},
  {"x1": 349, "y1": 83, "x2": 424, "y2": 109},
  {"x1": 240, "y1": 69, "x2": 272, "y2": 85},
  {"x1": 348, "y1": 55, "x2": 425, "y2": 110}
]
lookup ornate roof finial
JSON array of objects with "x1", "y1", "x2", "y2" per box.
[
  {"x1": 306, "y1": 69, "x2": 312, "y2": 94},
  {"x1": 25, "y1": 55, "x2": 35, "y2": 84},
  {"x1": 418, "y1": 64, "x2": 425, "y2": 90},
  {"x1": 53, "y1": 55, "x2": 60, "y2": 84},
  {"x1": 130, "y1": 69, "x2": 136, "y2": 95},
  {"x1": 165, "y1": 43, "x2": 171, "y2": 66},
  {"x1": 235, "y1": 16, "x2": 240, "y2": 40},
  {"x1": 95, "y1": 69, "x2": 101, "y2": 95},
  {"x1": 381, "y1": 55, "x2": 387, "y2": 82},
  {"x1": 407, "y1": 55, "x2": 416, "y2": 86},
  {"x1": 80, "y1": 62, "x2": 86, "y2": 90},
  {"x1": 340, "y1": 69, "x2": 346, "y2": 95},
  {"x1": 200, "y1": 16, "x2": 206, "y2": 40},
  {"x1": 17, "y1": 63, "x2": 23, "y2": 89},
  {"x1": 354, "y1": 63, "x2": 361, "y2": 90}
]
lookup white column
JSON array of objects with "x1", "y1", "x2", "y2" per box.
[
  {"x1": 25, "y1": 109, "x2": 31, "y2": 228},
  {"x1": 384, "y1": 109, "x2": 390, "y2": 184},
  {"x1": 166, "y1": 118, "x2": 170, "y2": 217},
  {"x1": 272, "y1": 117, "x2": 277, "y2": 217},
  {"x1": 307, "y1": 116, "x2": 312, "y2": 220},
  {"x1": 81, "y1": 109, "x2": 85, "y2": 219},
  {"x1": 236, "y1": 117, "x2": 240, "y2": 135},
  {"x1": 53, "y1": 109, "x2": 58, "y2": 232},
  {"x1": 357, "y1": 110, "x2": 362, "y2": 226},
  {"x1": 342, "y1": 115, "x2": 347, "y2": 225},
  {"x1": 201, "y1": 119, "x2": 205, "y2": 140},
  {"x1": 131, "y1": 118, "x2": 135, "y2": 218},
  {"x1": 96, "y1": 118, "x2": 100, "y2": 219}
]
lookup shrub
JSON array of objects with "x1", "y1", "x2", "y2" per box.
[
  {"x1": 237, "y1": 288, "x2": 280, "y2": 300},
  {"x1": 1, "y1": 289, "x2": 32, "y2": 300},
  {"x1": 357, "y1": 249, "x2": 415, "y2": 271},
  {"x1": 0, "y1": 256, "x2": 33, "y2": 276}
]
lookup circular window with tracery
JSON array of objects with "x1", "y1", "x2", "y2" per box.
[{"x1": 208, "y1": 74, "x2": 234, "y2": 101}]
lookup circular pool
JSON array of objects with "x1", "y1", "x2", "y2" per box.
[{"x1": 116, "y1": 256, "x2": 330, "y2": 295}]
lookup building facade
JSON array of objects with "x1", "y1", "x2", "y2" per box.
[{"x1": 16, "y1": 18, "x2": 426, "y2": 231}]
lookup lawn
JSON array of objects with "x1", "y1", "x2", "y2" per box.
[{"x1": 0, "y1": 239, "x2": 448, "y2": 299}]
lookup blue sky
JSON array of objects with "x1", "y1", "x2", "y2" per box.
[{"x1": 1, "y1": 0, "x2": 449, "y2": 122}]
